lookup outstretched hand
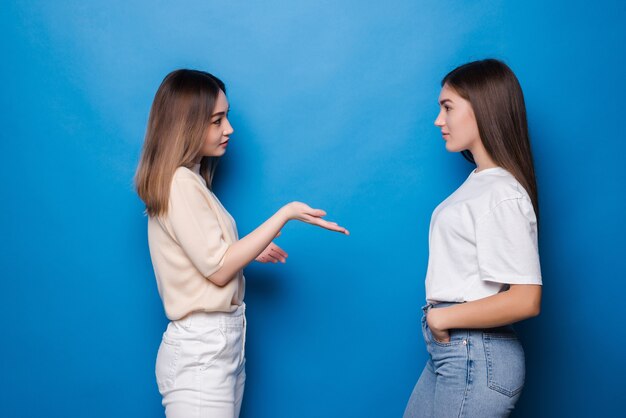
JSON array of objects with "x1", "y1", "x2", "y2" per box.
[{"x1": 282, "y1": 202, "x2": 349, "y2": 235}]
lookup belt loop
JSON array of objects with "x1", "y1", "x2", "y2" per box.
[{"x1": 182, "y1": 313, "x2": 193, "y2": 330}]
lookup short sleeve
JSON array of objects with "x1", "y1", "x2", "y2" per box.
[
  {"x1": 166, "y1": 174, "x2": 229, "y2": 277},
  {"x1": 475, "y1": 197, "x2": 542, "y2": 285}
]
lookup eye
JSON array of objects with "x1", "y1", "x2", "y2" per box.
[
  {"x1": 212, "y1": 118, "x2": 222, "y2": 125},
  {"x1": 444, "y1": 105, "x2": 451, "y2": 111}
]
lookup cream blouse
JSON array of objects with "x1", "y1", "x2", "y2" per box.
[{"x1": 147, "y1": 164, "x2": 244, "y2": 320}]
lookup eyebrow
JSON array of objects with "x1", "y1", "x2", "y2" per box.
[
  {"x1": 439, "y1": 99, "x2": 453, "y2": 105},
  {"x1": 211, "y1": 107, "x2": 230, "y2": 118}
]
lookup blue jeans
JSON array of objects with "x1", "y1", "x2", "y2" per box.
[{"x1": 403, "y1": 303, "x2": 525, "y2": 418}]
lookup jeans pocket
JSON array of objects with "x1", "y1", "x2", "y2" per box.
[
  {"x1": 198, "y1": 327, "x2": 228, "y2": 371},
  {"x1": 483, "y1": 331, "x2": 525, "y2": 397},
  {"x1": 422, "y1": 315, "x2": 463, "y2": 347},
  {"x1": 420, "y1": 316, "x2": 429, "y2": 343},
  {"x1": 155, "y1": 333, "x2": 181, "y2": 393}
]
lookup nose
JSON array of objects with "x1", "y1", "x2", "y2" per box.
[
  {"x1": 223, "y1": 118, "x2": 234, "y2": 136},
  {"x1": 434, "y1": 110, "x2": 445, "y2": 128}
]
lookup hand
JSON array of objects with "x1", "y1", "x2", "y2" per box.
[
  {"x1": 281, "y1": 202, "x2": 349, "y2": 235},
  {"x1": 255, "y1": 241, "x2": 288, "y2": 263},
  {"x1": 427, "y1": 308, "x2": 450, "y2": 343}
]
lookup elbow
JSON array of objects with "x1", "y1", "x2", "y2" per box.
[
  {"x1": 528, "y1": 300, "x2": 541, "y2": 318},
  {"x1": 526, "y1": 292, "x2": 542, "y2": 318},
  {"x1": 207, "y1": 251, "x2": 233, "y2": 287},
  {"x1": 206, "y1": 267, "x2": 230, "y2": 287},
  {"x1": 207, "y1": 267, "x2": 240, "y2": 287},
  {"x1": 510, "y1": 284, "x2": 541, "y2": 319},
  {"x1": 211, "y1": 278, "x2": 229, "y2": 288},
  {"x1": 207, "y1": 273, "x2": 229, "y2": 287}
]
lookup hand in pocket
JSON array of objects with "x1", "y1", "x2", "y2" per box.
[{"x1": 427, "y1": 308, "x2": 450, "y2": 343}]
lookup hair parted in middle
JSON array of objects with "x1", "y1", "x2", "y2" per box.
[{"x1": 135, "y1": 69, "x2": 226, "y2": 217}]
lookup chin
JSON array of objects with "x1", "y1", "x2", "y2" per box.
[
  {"x1": 445, "y1": 142, "x2": 460, "y2": 153},
  {"x1": 445, "y1": 140, "x2": 470, "y2": 154}
]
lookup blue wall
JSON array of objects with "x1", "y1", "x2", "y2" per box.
[{"x1": 1, "y1": 1, "x2": 625, "y2": 417}]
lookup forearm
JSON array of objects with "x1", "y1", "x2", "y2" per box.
[
  {"x1": 207, "y1": 207, "x2": 289, "y2": 286},
  {"x1": 205, "y1": 201, "x2": 348, "y2": 286},
  {"x1": 430, "y1": 285, "x2": 542, "y2": 330}
]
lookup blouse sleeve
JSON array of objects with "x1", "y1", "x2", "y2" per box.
[
  {"x1": 166, "y1": 175, "x2": 229, "y2": 277},
  {"x1": 475, "y1": 197, "x2": 542, "y2": 285}
]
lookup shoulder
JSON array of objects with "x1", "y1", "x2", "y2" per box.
[
  {"x1": 171, "y1": 166, "x2": 207, "y2": 188},
  {"x1": 471, "y1": 169, "x2": 534, "y2": 222},
  {"x1": 490, "y1": 169, "x2": 527, "y2": 197},
  {"x1": 479, "y1": 192, "x2": 535, "y2": 225},
  {"x1": 169, "y1": 167, "x2": 211, "y2": 201},
  {"x1": 481, "y1": 169, "x2": 529, "y2": 206},
  {"x1": 172, "y1": 166, "x2": 197, "y2": 181}
]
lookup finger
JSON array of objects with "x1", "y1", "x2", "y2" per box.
[
  {"x1": 302, "y1": 214, "x2": 331, "y2": 224},
  {"x1": 299, "y1": 214, "x2": 349, "y2": 235},
  {"x1": 263, "y1": 250, "x2": 280, "y2": 263},
  {"x1": 312, "y1": 218, "x2": 350, "y2": 234},
  {"x1": 306, "y1": 208, "x2": 326, "y2": 217},
  {"x1": 270, "y1": 245, "x2": 288, "y2": 259},
  {"x1": 268, "y1": 253, "x2": 280, "y2": 263},
  {"x1": 270, "y1": 250, "x2": 287, "y2": 263},
  {"x1": 269, "y1": 248, "x2": 287, "y2": 262},
  {"x1": 320, "y1": 224, "x2": 349, "y2": 234}
]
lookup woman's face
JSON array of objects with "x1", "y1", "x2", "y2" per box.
[
  {"x1": 434, "y1": 83, "x2": 481, "y2": 153},
  {"x1": 200, "y1": 90, "x2": 233, "y2": 158}
]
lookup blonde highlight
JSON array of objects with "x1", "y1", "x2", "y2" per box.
[{"x1": 135, "y1": 70, "x2": 226, "y2": 217}]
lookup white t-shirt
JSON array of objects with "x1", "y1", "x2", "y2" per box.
[{"x1": 425, "y1": 167, "x2": 542, "y2": 304}]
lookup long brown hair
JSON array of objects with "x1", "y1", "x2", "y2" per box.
[
  {"x1": 442, "y1": 59, "x2": 539, "y2": 219},
  {"x1": 135, "y1": 69, "x2": 226, "y2": 217}
]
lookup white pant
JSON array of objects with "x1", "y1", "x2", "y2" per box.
[{"x1": 155, "y1": 304, "x2": 246, "y2": 418}]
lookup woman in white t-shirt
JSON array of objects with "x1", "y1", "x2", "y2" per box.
[
  {"x1": 404, "y1": 59, "x2": 542, "y2": 417},
  {"x1": 135, "y1": 69, "x2": 348, "y2": 418}
]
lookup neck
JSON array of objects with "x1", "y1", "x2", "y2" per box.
[{"x1": 469, "y1": 143, "x2": 497, "y2": 173}]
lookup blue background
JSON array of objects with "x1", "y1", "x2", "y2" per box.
[{"x1": 1, "y1": 1, "x2": 625, "y2": 417}]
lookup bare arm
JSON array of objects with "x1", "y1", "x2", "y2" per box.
[
  {"x1": 207, "y1": 202, "x2": 348, "y2": 286},
  {"x1": 427, "y1": 284, "x2": 541, "y2": 342}
]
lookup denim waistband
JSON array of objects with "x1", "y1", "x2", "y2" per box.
[
  {"x1": 174, "y1": 303, "x2": 246, "y2": 329},
  {"x1": 420, "y1": 301, "x2": 517, "y2": 337},
  {"x1": 421, "y1": 301, "x2": 463, "y2": 313}
]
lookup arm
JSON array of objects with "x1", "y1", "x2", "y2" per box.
[
  {"x1": 427, "y1": 284, "x2": 541, "y2": 342},
  {"x1": 427, "y1": 196, "x2": 543, "y2": 342},
  {"x1": 208, "y1": 202, "x2": 348, "y2": 286}
]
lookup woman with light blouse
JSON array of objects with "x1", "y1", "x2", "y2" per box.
[{"x1": 135, "y1": 69, "x2": 348, "y2": 418}]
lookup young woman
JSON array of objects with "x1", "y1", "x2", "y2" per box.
[
  {"x1": 403, "y1": 59, "x2": 543, "y2": 417},
  {"x1": 135, "y1": 69, "x2": 348, "y2": 418}
]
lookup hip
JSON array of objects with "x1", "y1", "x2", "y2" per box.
[{"x1": 420, "y1": 302, "x2": 526, "y2": 398}]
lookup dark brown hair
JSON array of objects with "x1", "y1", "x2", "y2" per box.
[
  {"x1": 442, "y1": 59, "x2": 539, "y2": 219},
  {"x1": 135, "y1": 69, "x2": 226, "y2": 217}
]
